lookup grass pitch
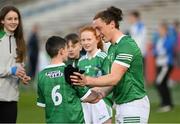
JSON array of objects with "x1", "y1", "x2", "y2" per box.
[{"x1": 17, "y1": 83, "x2": 180, "y2": 123}]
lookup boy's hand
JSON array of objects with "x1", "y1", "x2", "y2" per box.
[
  {"x1": 91, "y1": 87, "x2": 106, "y2": 98},
  {"x1": 64, "y1": 64, "x2": 85, "y2": 85},
  {"x1": 82, "y1": 90, "x2": 103, "y2": 104},
  {"x1": 87, "y1": 92, "x2": 103, "y2": 104}
]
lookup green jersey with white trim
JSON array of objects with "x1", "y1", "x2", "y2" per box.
[
  {"x1": 37, "y1": 63, "x2": 91, "y2": 123},
  {"x1": 78, "y1": 49, "x2": 113, "y2": 106},
  {"x1": 78, "y1": 49, "x2": 107, "y2": 77},
  {"x1": 65, "y1": 58, "x2": 79, "y2": 67},
  {"x1": 107, "y1": 35, "x2": 146, "y2": 104}
]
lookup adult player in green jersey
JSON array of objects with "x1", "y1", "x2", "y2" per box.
[
  {"x1": 78, "y1": 26, "x2": 112, "y2": 124},
  {"x1": 37, "y1": 36, "x2": 99, "y2": 123},
  {"x1": 65, "y1": 33, "x2": 83, "y2": 67},
  {"x1": 71, "y1": 6, "x2": 150, "y2": 123}
]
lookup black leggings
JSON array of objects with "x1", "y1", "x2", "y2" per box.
[
  {"x1": 155, "y1": 65, "x2": 173, "y2": 107},
  {"x1": 0, "y1": 101, "x2": 17, "y2": 123}
]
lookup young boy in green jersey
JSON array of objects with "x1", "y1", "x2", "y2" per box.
[
  {"x1": 71, "y1": 6, "x2": 150, "y2": 123},
  {"x1": 37, "y1": 36, "x2": 99, "y2": 123},
  {"x1": 65, "y1": 33, "x2": 85, "y2": 67}
]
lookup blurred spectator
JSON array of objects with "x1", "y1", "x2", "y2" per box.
[
  {"x1": 37, "y1": 46, "x2": 50, "y2": 72},
  {"x1": 152, "y1": 21, "x2": 176, "y2": 112},
  {"x1": 173, "y1": 20, "x2": 180, "y2": 66},
  {"x1": 27, "y1": 24, "x2": 39, "y2": 78},
  {"x1": 127, "y1": 10, "x2": 147, "y2": 77}
]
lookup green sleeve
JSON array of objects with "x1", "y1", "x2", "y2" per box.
[
  {"x1": 74, "y1": 86, "x2": 91, "y2": 101},
  {"x1": 114, "y1": 40, "x2": 136, "y2": 68}
]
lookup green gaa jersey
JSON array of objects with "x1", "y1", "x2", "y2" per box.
[
  {"x1": 78, "y1": 49, "x2": 113, "y2": 106},
  {"x1": 107, "y1": 35, "x2": 146, "y2": 104},
  {"x1": 78, "y1": 49, "x2": 107, "y2": 77},
  {"x1": 37, "y1": 63, "x2": 91, "y2": 123},
  {"x1": 65, "y1": 57, "x2": 79, "y2": 67}
]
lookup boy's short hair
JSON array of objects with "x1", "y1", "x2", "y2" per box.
[
  {"x1": 46, "y1": 36, "x2": 66, "y2": 58},
  {"x1": 64, "y1": 33, "x2": 80, "y2": 44}
]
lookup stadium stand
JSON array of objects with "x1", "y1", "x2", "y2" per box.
[{"x1": 1, "y1": 0, "x2": 179, "y2": 82}]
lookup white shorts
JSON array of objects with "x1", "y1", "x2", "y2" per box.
[
  {"x1": 82, "y1": 99, "x2": 112, "y2": 124},
  {"x1": 115, "y1": 96, "x2": 150, "y2": 124}
]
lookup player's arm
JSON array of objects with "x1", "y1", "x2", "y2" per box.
[
  {"x1": 75, "y1": 86, "x2": 102, "y2": 103},
  {"x1": 71, "y1": 63, "x2": 127, "y2": 87},
  {"x1": 92, "y1": 86, "x2": 113, "y2": 98},
  {"x1": 82, "y1": 86, "x2": 113, "y2": 103},
  {"x1": 71, "y1": 42, "x2": 134, "y2": 87},
  {"x1": 82, "y1": 90, "x2": 101, "y2": 103}
]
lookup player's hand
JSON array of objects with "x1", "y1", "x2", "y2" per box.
[
  {"x1": 70, "y1": 72, "x2": 87, "y2": 86},
  {"x1": 91, "y1": 87, "x2": 106, "y2": 98},
  {"x1": 87, "y1": 92, "x2": 103, "y2": 104},
  {"x1": 82, "y1": 90, "x2": 103, "y2": 104},
  {"x1": 64, "y1": 65, "x2": 85, "y2": 85}
]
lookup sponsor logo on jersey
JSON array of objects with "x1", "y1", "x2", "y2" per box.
[{"x1": 46, "y1": 71, "x2": 63, "y2": 78}]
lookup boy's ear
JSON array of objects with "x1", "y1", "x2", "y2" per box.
[{"x1": 58, "y1": 48, "x2": 64, "y2": 56}]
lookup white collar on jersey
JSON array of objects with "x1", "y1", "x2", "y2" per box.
[
  {"x1": 44, "y1": 63, "x2": 65, "y2": 69},
  {"x1": 85, "y1": 49, "x2": 101, "y2": 59},
  {"x1": 115, "y1": 34, "x2": 126, "y2": 44}
]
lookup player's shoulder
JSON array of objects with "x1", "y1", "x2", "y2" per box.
[
  {"x1": 78, "y1": 55, "x2": 87, "y2": 62},
  {"x1": 118, "y1": 35, "x2": 134, "y2": 44},
  {"x1": 96, "y1": 50, "x2": 107, "y2": 59},
  {"x1": 118, "y1": 36, "x2": 138, "y2": 50},
  {"x1": 37, "y1": 67, "x2": 50, "y2": 81},
  {"x1": 38, "y1": 64, "x2": 65, "y2": 77},
  {"x1": 38, "y1": 68, "x2": 46, "y2": 77}
]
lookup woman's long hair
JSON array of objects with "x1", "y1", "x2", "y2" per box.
[{"x1": 0, "y1": 5, "x2": 26, "y2": 63}]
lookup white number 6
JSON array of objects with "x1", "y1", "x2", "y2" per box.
[{"x1": 51, "y1": 85, "x2": 62, "y2": 106}]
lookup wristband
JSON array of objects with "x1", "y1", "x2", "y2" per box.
[{"x1": 11, "y1": 66, "x2": 17, "y2": 75}]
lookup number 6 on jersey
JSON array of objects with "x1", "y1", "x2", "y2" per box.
[{"x1": 51, "y1": 85, "x2": 62, "y2": 106}]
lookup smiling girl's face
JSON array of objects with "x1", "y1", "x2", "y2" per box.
[
  {"x1": 1, "y1": 10, "x2": 19, "y2": 33},
  {"x1": 80, "y1": 30, "x2": 98, "y2": 54}
]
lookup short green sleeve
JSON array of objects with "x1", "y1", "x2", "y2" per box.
[
  {"x1": 74, "y1": 86, "x2": 91, "y2": 101},
  {"x1": 114, "y1": 39, "x2": 136, "y2": 68}
]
